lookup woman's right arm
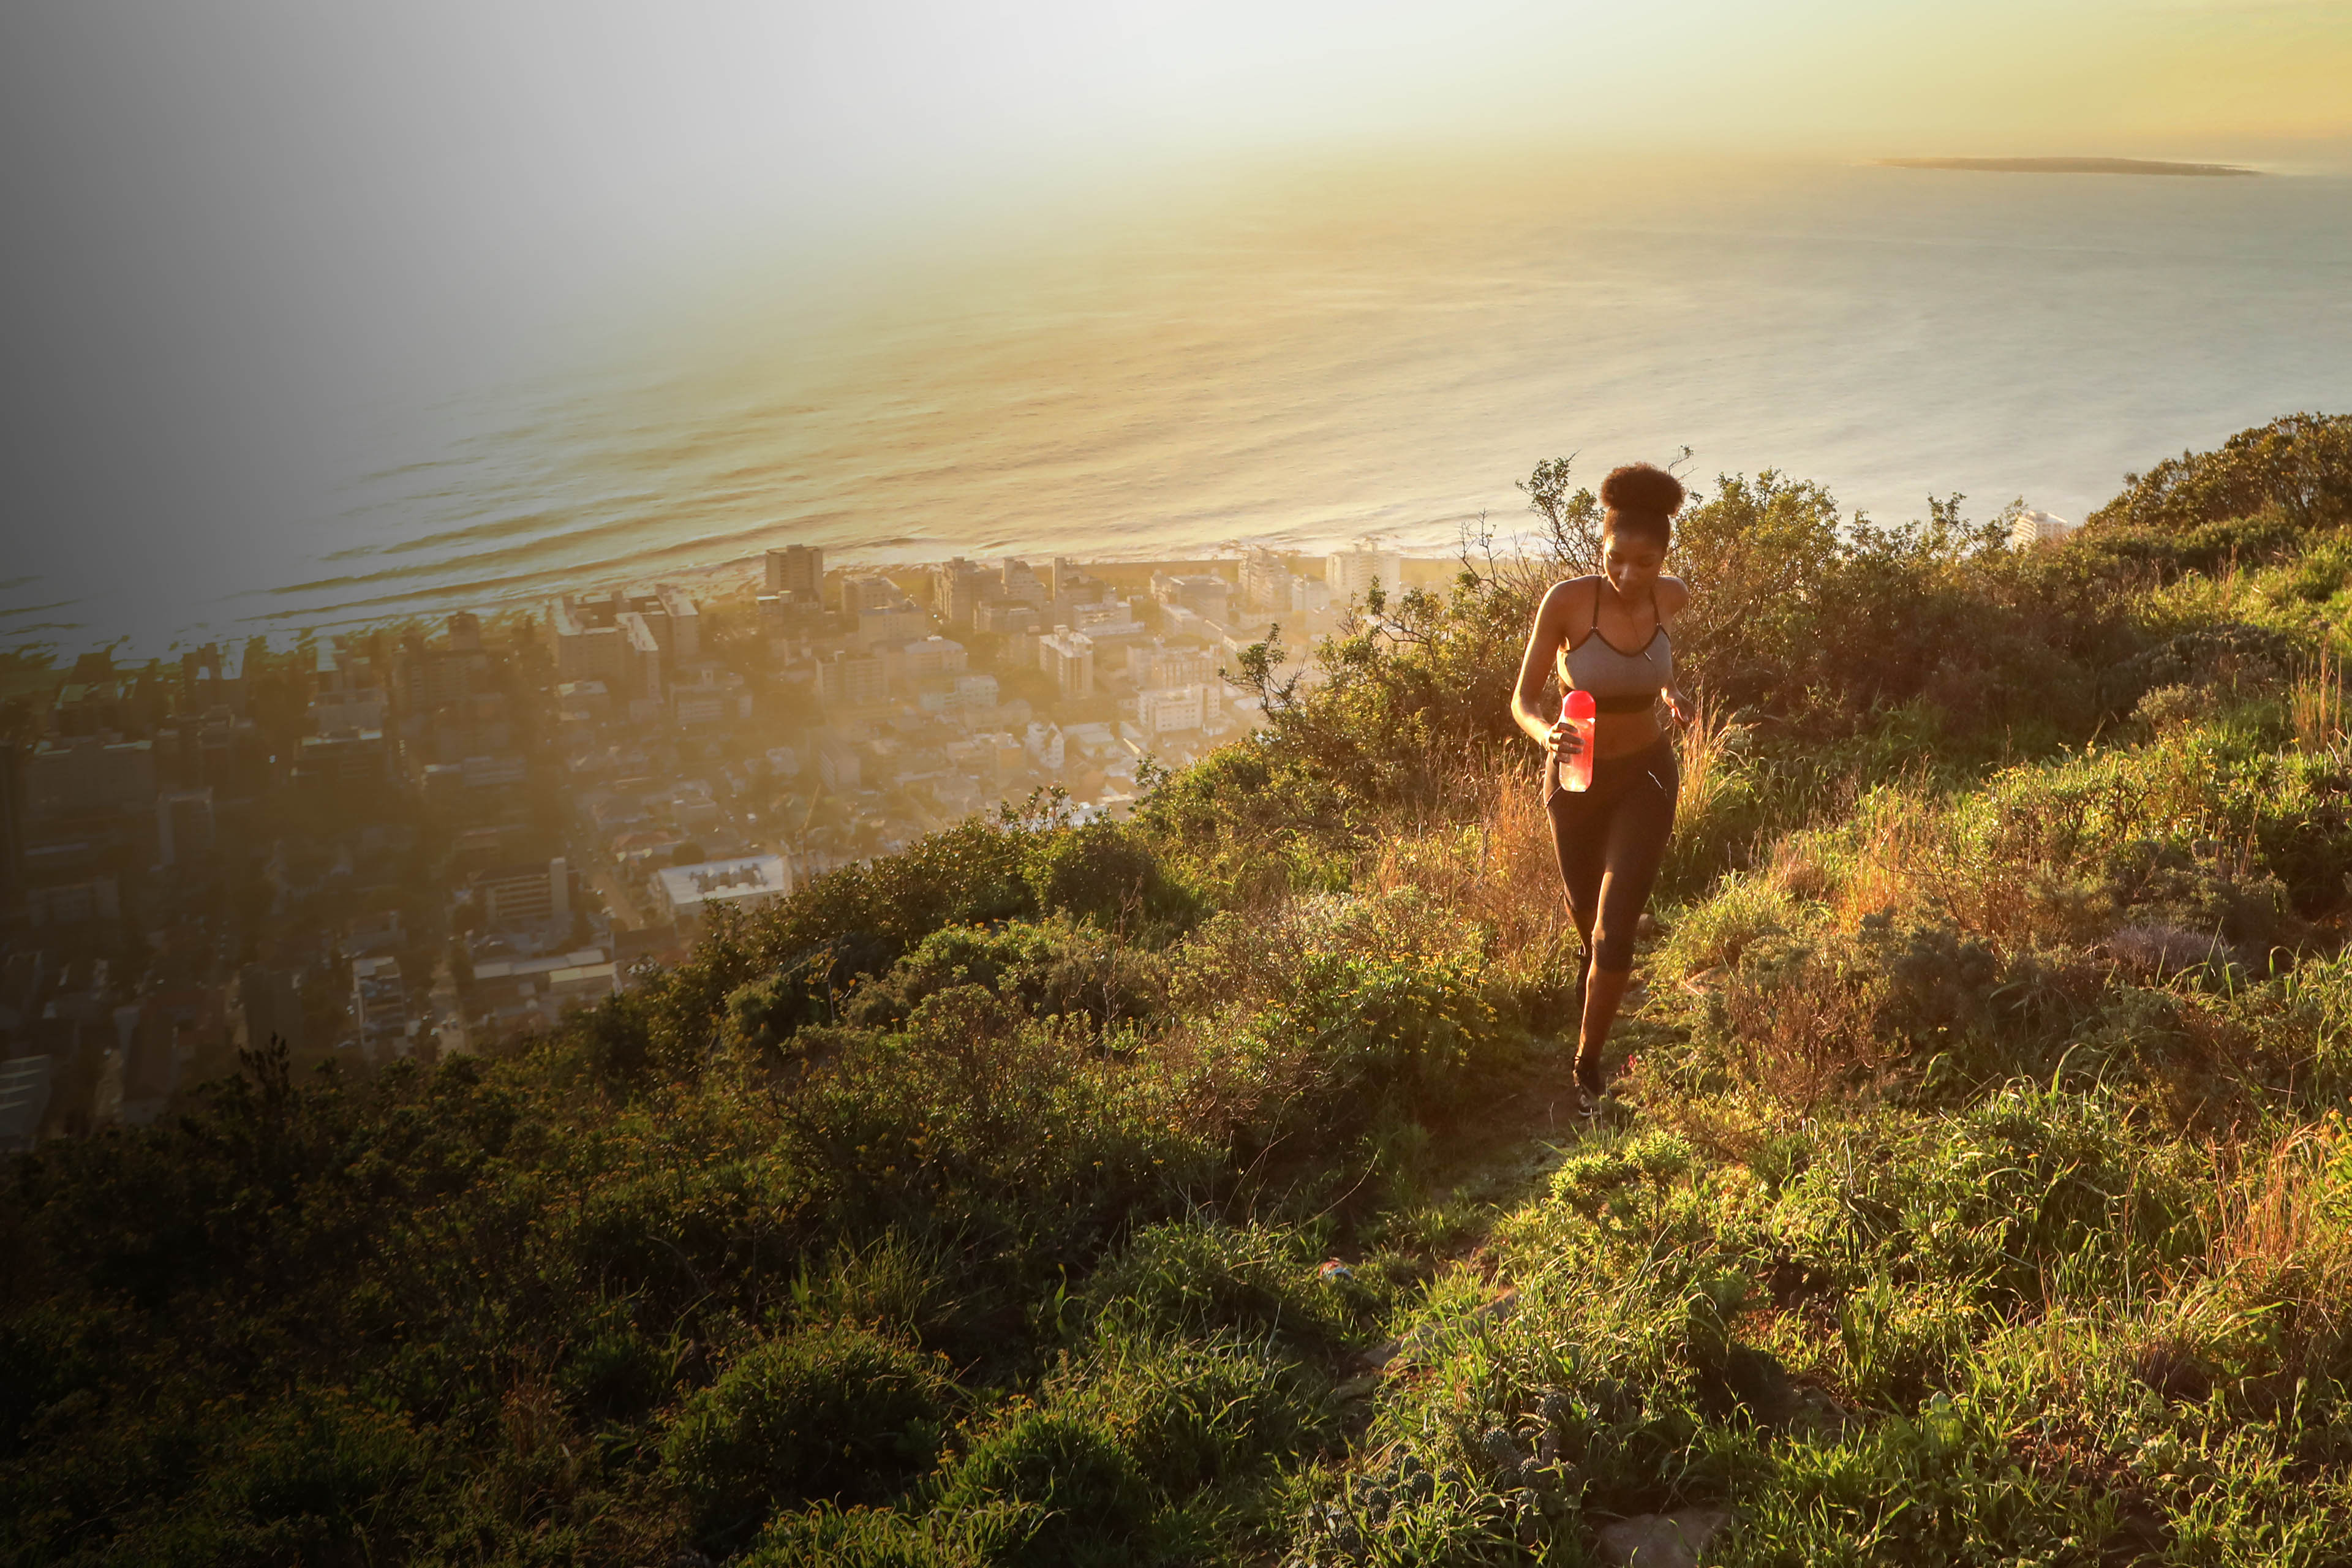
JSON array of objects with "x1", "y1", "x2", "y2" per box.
[{"x1": 1511, "y1": 579, "x2": 1576, "y2": 750}]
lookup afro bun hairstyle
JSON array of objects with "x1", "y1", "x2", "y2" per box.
[{"x1": 1599, "y1": 462, "x2": 1686, "y2": 546}]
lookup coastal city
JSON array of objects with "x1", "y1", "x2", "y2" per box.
[{"x1": 0, "y1": 541, "x2": 1435, "y2": 1147}]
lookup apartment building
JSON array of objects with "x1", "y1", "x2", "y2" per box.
[
  {"x1": 1325, "y1": 546, "x2": 1403, "y2": 606},
  {"x1": 1038, "y1": 626, "x2": 1096, "y2": 701},
  {"x1": 766, "y1": 543, "x2": 823, "y2": 598}
]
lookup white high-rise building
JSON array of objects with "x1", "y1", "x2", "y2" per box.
[
  {"x1": 1136, "y1": 683, "x2": 1221, "y2": 735},
  {"x1": 1038, "y1": 626, "x2": 1096, "y2": 701},
  {"x1": 1242, "y1": 549, "x2": 1291, "y2": 613},
  {"x1": 2009, "y1": 510, "x2": 2076, "y2": 549},
  {"x1": 1325, "y1": 546, "x2": 1403, "y2": 606},
  {"x1": 901, "y1": 636, "x2": 970, "y2": 682}
]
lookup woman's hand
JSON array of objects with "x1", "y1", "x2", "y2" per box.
[
  {"x1": 1546, "y1": 715, "x2": 1586, "y2": 759},
  {"x1": 1663, "y1": 687, "x2": 1697, "y2": 728}
]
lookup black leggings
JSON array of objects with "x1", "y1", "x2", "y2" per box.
[{"x1": 1546, "y1": 734, "x2": 1678, "y2": 971}]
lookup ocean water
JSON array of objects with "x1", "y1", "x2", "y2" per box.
[{"x1": 15, "y1": 153, "x2": 2352, "y2": 649}]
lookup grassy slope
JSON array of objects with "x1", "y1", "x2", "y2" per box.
[{"x1": 6, "y1": 416, "x2": 2352, "y2": 1567}]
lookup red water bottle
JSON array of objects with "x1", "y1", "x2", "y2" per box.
[{"x1": 1561, "y1": 688, "x2": 1596, "y2": 793}]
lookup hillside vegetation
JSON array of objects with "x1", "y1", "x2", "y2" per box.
[{"x1": 7, "y1": 412, "x2": 2352, "y2": 1567}]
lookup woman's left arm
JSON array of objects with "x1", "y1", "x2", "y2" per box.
[{"x1": 1657, "y1": 576, "x2": 1697, "y2": 726}]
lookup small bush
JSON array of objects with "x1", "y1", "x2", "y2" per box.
[
  {"x1": 1026, "y1": 819, "x2": 1191, "y2": 930},
  {"x1": 1068, "y1": 1330, "x2": 1332, "y2": 1493},
  {"x1": 1655, "y1": 872, "x2": 1809, "y2": 981},
  {"x1": 1550, "y1": 1128, "x2": 1697, "y2": 1217},
  {"x1": 560, "y1": 1324, "x2": 676, "y2": 1424},
  {"x1": 727, "y1": 941, "x2": 883, "y2": 1062},
  {"x1": 934, "y1": 1409, "x2": 1150, "y2": 1566},
  {"x1": 663, "y1": 1323, "x2": 956, "y2": 1545},
  {"x1": 202, "y1": 1391, "x2": 431, "y2": 1568},
  {"x1": 746, "y1": 1500, "x2": 1038, "y2": 1568},
  {"x1": 1080, "y1": 1219, "x2": 1360, "y2": 1351},
  {"x1": 844, "y1": 920, "x2": 1169, "y2": 1035},
  {"x1": 790, "y1": 1229, "x2": 971, "y2": 1349}
]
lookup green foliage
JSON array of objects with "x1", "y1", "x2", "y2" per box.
[
  {"x1": 1131, "y1": 739, "x2": 1359, "y2": 903},
  {"x1": 1669, "y1": 469, "x2": 1849, "y2": 707},
  {"x1": 745, "y1": 1500, "x2": 1038, "y2": 1568},
  {"x1": 559, "y1": 1322, "x2": 677, "y2": 1424},
  {"x1": 1060, "y1": 1329, "x2": 1332, "y2": 1495},
  {"x1": 841, "y1": 919, "x2": 1168, "y2": 1036},
  {"x1": 726, "y1": 948, "x2": 848, "y2": 1064},
  {"x1": 1232, "y1": 568, "x2": 1528, "y2": 823},
  {"x1": 662, "y1": 1323, "x2": 956, "y2": 1545},
  {"x1": 1026, "y1": 818, "x2": 1194, "y2": 930},
  {"x1": 1515, "y1": 452, "x2": 1607, "y2": 571},
  {"x1": 935, "y1": 1409, "x2": 1153, "y2": 1563},
  {"x1": 2090, "y1": 410, "x2": 2352, "y2": 537},
  {"x1": 13, "y1": 416, "x2": 2352, "y2": 1566},
  {"x1": 199, "y1": 1392, "x2": 432, "y2": 1567},
  {"x1": 1079, "y1": 1219, "x2": 1362, "y2": 1351}
]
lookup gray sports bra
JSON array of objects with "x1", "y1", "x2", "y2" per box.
[{"x1": 1556, "y1": 579, "x2": 1672, "y2": 714}]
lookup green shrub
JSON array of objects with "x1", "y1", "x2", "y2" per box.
[
  {"x1": 1218, "y1": 916, "x2": 1510, "y2": 1147},
  {"x1": 1079, "y1": 1219, "x2": 1360, "y2": 1351},
  {"x1": 559, "y1": 1324, "x2": 676, "y2": 1425},
  {"x1": 934, "y1": 1409, "x2": 1151, "y2": 1566},
  {"x1": 789, "y1": 1229, "x2": 971, "y2": 1348},
  {"x1": 1066, "y1": 1329, "x2": 1332, "y2": 1494},
  {"x1": 2086, "y1": 412, "x2": 2352, "y2": 537},
  {"x1": 1132, "y1": 739, "x2": 1360, "y2": 905},
  {"x1": 746, "y1": 1501, "x2": 1039, "y2": 1568},
  {"x1": 842, "y1": 919, "x2": 1169, "y2": 1035},
  {"x1": 1747, "y1": 1086, "x2": 2202, "y2": 1314},
  {"x1": 1026, "y1": 819, "x2": 1193, "y2": 930},
  {"x1": 1655, "y1": 872, "x2": 1811, "y2": 981},
  {"x1": 574, "y1": 987, "x2": 663, "y2": 1087},
  {"x1": 198, "y1": 1390, "x2": 431, "y2": 1568},
  {"x1": 726, "y1": 941, "x2": 877, "y2": 1061},
  {"x1": 1550, "y1": 1128, "x2": 1697, "y2": 1217},
  {"x1": 662, "y1": 1323, "x2": 956, "y2": 1545}
]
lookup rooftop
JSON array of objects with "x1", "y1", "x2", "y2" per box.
[{"x1": 656, "y1": 854, "x2": 791, "y2": 911}]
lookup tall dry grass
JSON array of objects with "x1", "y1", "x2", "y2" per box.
[
  {"x1": 2204, "y1": 1122, "x2": 2350, "y2": 1295},
  {"x1": 1674, "y1": 701, "x2": 1746, "y2": 824},
  {"x1": 1801, "y1": 734, "x2": 2272, "y2": 959},
  {"x1": 1713, "y1": 960, "x2": 1894, "y2": 1108},
  {"x1": 2292, "y1": 640, "x2": 2347, "y2": 754},
  {"x1": 1371, "y1": 761, "x2": 1575, "y2": 970}
]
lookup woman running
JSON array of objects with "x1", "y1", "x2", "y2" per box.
[{"x1": 1509, "y1": 462, "x2": 1694, "y2": 1107}]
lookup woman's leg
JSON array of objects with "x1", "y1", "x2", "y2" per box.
[
  {"x1": 1546, "y1": 786, "x2": 1607, "y2": 1036},
  {"x1": 1577, "y1": 747, "x2": 1679, "y2": 1092},
  {"x1": 1577, "y1": 965, "x2": 1635, "y2": 1095}
]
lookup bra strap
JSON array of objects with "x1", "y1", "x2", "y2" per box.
[{"x1": 1592, "y1": 576, "x2": 1662, "y2": 643}]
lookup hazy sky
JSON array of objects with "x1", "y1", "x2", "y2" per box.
[{"x1": 1, "y1": 1, "x2": 2346, "y2": 646}]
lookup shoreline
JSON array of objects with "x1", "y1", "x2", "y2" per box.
[
  {"x1": 15, "y1": 542, "x2": 1484, "y2": 670},
  {"x1": 1875, "y1": 156, "x2": 2262, "y2": 177}
]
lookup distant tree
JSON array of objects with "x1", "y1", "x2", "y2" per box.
[
  {"x1": 1667, "y1": 470, "x2": 1845, "y2": 708},
  {"x1": 2090, "y1": 412, "x2": 2352, "y2": 535},
  {"x1": 1517, "y1": 453, "x2": 1605, "y2": 573}
]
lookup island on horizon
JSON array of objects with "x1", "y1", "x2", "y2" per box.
[{"x1": 1876, "y1": 155, "x2": 2259, "y2": 177}]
